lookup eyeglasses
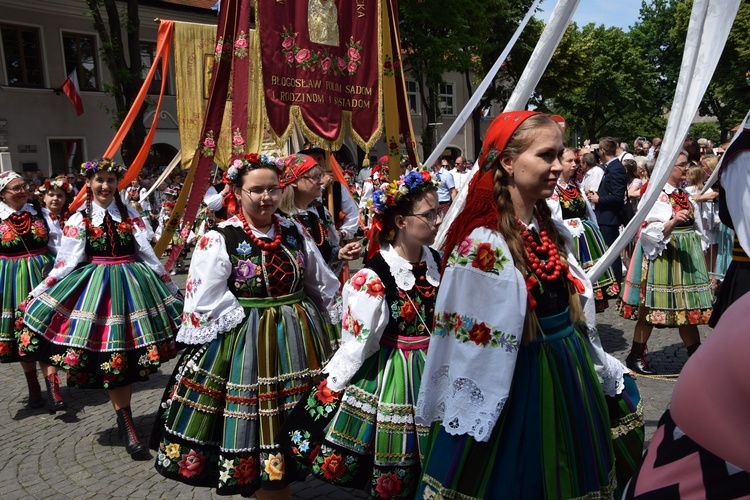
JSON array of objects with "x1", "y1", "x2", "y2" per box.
[
  {"x1": 407, "y1": 209, "x2": 442, "y2": 225},
  {"x1": 241, "y1": 187, "x2": 282, "y2": 198},
  {"x1": 4, "y1": 183, "x2": 28, "y2": 194},
  {"x1": 300, "y1": 173, "x2": 323, "y2": 182},
  {"x1": 673, "y1": 162, "x2": 689, "y2": 169}
]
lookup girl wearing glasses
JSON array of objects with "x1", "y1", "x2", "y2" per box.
[
  {"x1": 416, "y1": 112, "x2": 634, "y2": 499},
  {"x1": 619, "y1": 151, "x2": 713, "y2": 375},
  {"x1": 150, "y1": 153, "x2": 341, "y2": 500},
  {"x1": 17, "y1": 159, "x2": 182, "y2": 458},
  {"x1": 0, "y1": 171, "x2": 60, "y2": 410},
  {"x1": 277, "y1": 153, "x2": 361, "y2": 274},
  {"x1": 278, "y1": 169, "x2": 441, "y2": 499}
]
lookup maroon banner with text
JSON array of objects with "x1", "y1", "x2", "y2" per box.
[{"x1": 257, "y1": 0, "x2": 382, "y2": 153}]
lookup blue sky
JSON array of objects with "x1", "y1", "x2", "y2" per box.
[{"x1": 534, "y1": 0, "x2": 643, "y2": 30}]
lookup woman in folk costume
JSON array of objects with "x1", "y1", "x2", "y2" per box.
[
  {"x1": 35, "y1": 175, "x2": 75, "y2": 247},
  {"x1": 278, "y1": 170, "x2": 442, "y2": 499},
  {"x1": 415, "y1": 111, "x2": 640, "y2": 499},
  {"x1": 618, "y1": 151, "x2": 714, "y2": 375},
  {"x1": 150, "y1": 153, "x2": 341, "y2": 499},
  {"x1": 0, "y1": 171, "x2": 60, "y2": 410},
  {"x1": 277, "y1": 153, "x2": 360, "y2": 275},
  {"x1": 624, "y1": 292, "x2": 750, "y2": 498},
  {"x1": 18, "y1": 158, "x2": 181, "y2": 457},
  {"x1": 548, "y1": 147, "x2": 620, "y2": 311}
]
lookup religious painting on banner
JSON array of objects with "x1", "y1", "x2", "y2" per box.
[{"x1": 257, "y1": 0, "x2": 383, "y2": 154}]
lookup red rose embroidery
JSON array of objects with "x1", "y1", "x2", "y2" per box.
[
  {"x1": 472, "y1": 242, "x2": 497, "y2": 272},
  {"x1": 468, "y1": 323, "x2": 492, "y2": 346},
  {"x1": 321, "y1": 453, "x2": 347, "y2": 481}
]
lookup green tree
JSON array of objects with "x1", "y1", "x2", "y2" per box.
[
  {"x1": 85, "y1": 0, "x2": 147, "y2": 164},
  {"x1": 688, "y1": 122, "x2": 721, "y2": 144}
]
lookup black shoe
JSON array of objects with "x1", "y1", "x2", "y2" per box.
[
  {"x1": 116, "y1": 407, "x2": 149, "y2": 460},
  {"x1": 626, "y1": 353, "x2": 656, "y2": 375},
  {"x1": 44, "y1": 373, "x2": 68, "y2": 413}
]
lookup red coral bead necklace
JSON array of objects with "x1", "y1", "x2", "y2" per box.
[{"x1": 237, "y1": 210, "x2": 282, "y2": 251}]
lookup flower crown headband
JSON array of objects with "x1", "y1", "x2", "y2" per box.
[
  {"x1": 36, "y1": 178, "x2": 74, "y2": 197},
  {"x1": 81, "y1": 158, "x2": 127, "y2": 176},
  {"x1": 370, "y1": 170, "x2": 440, "y2": 215},
  {"x1": 224, "y1": 153, "x2": 285, "y2": 183}
]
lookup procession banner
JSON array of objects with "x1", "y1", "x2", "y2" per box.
[{"x1": 257, "y1": 0, "x2": 383, "y2": 157}]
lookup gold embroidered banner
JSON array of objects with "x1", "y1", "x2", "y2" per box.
[
  {"x1": 173, "y1": 21, "x2": 265, "y2": 169},
  {"x1": 257, "y1": 0, "x2": 383, "y2": 156}
]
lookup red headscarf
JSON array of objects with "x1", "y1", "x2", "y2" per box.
[
  {"x1": 441, "y1": 110, "x2": 541, "y2": 265},
  {"x1": 280, "y1": 153, "x2": 319, "y2": 188}
]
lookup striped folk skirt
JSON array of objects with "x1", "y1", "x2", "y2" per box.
[
  {"x1": 607, "y1": 374, "x2": 645, "y2": 499},
  {"x1": 150, "y1": 292, "x2": 337, "y2": 497},
  {"x1": 18, "y1": 257, "x2": 181, "y2": 388},
  {"x1": 278, "y1": 333, "x2": 430, "y2": 499},
  {"x1": 618, "y1": 227, "x2": 714, "y2": 326},
  {"x1": 0, "y1": 249, "x2": 53, "y2": 362},
  {"x1": 417, "y1": 310, "x2": 615, "y2": 499},
  {"x1": 574, "y1": 219, "x2": 620, "y2": 311}
]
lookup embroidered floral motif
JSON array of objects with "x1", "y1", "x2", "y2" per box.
[
  {"x1": 202, "y1": 130, "x2": 216, "y2": 158},
  {"x1": 231, "y1": 128, "x2": 246, "y2": 155},
  {"x1": 63, "y1": 224, "x2": 85, "y2": 240},
  {"x1": 342, "y1": 306, "x2": 369, "y2": 341},
  {"x1": 449, "y1": 238, "x2": 509, "y2": 274},
  {"x1": 197, "y1": 235, "x2": 215, "y2": 251},
  {"x1": 618, "y1": 300, "x2": 712, "y2": 326},
  {"x1": 185, "y1": 277, "x2": 202, "y2": 300},
  {"x1": 184, "y1": 311, "x2": 212, "y2": 329},
  {"x1": 48, "y1": 347, "x2": 89, "y2": 371},
  {"x1": 312, "y1": 445, "x2": 359, "y2": 484},
  {"x1": 157, "y1": 439, "x2": 218, "y2": 480},
  {"x1": 219, "y1": 455, "x2": 258, "y2": 487},
  {"x1": 390, "y1": 289, "x2": 431, "y2": 336},
  {"x1": 304, "y1": 378, "x2": 341, "y2": 421},
  {"x1": 436, "y1": 311, "x2": 518, "y2": 351},
  {"x1": 372, "y1": 469, "x2": 413, "y2": 499},
  {"x1": 233, "y1": 31, "x2": 249, "y2": 58},
  {"x1": 349, "y1": 271, "x2": 386, "y2": 298},
  {"x1": 16, "y1": 327, "x2": 39, "y2": 354},
  {"x1": 289, "y1": 429, "x2": 314, "y2": 462},
  {"x1": 261, "y1": 451, "x2": 285, "y2": 481},
  {"x1": 279, "y1": 27, "x2": 364, "y2": 76}
]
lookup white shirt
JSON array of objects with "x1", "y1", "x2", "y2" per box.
[
  {"x1": 582, "y1": 165, "x2": 604, "y2": 193},
  {"x1": 451, "y1": 169, "x2": 472, "y2": 194}
]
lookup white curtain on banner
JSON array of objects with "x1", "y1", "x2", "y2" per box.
[
  {"x1": 434, "y1": 0, "x2": 580, "y2": 249},
  {"x1": 587, "y1": 0, "x2": 741, "y2": 281}
]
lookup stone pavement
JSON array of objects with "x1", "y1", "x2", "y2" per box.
[{"x1": 0, "y1": 265, "x2": 711, "y2": 499}]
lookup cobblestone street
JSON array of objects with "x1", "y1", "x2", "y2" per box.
[{"x1": 0, "y1": 264, "x2": 711, "y2": 499}]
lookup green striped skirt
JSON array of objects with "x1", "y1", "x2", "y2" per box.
[
  {"x1": 0, "y1": 249, "x2": 53, "y2": 362},
  {"x1": 576, "y1": 219, "x2": 620, "y2": 309},
  {"x1": 618, "y1": 227, "x2": 714, "y2": 326},
  {"x1": 18, "y1": 258, "x2": 181, "y2": 388},
  {"x1": 607, "y1": 374, "x2": 645, "y2": 499},
  {"x1": 151, "y1": 291, "x2": 337, "y2": 497},
  {"x1": 417, "y1": 309, "x2": 615, "y2": 499},
  {"x1": 279, "y1": 332, "x2": 430, "y2": 499}
]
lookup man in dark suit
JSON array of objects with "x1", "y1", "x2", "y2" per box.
[{"x1": 587, "y1": 136, "x2": 627, "y2": 284}]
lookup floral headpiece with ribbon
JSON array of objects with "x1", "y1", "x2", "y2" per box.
[
  {"x1": 370, "y1": 170, "x2": 440, "y2": 215},
  {"x1": 35, "y1": 177, "x2": 75, "y2": 198},
  {"x1": 0, "y1": 171, "x2": 22, "y2": 192},
  {"x1": 224, "y1": 153, "x2": 285, "y2": 184},
  {"x1": 81, "y1": 158, "x2": 127, "y2": 176},
  {"x1": 279, "y1": 153, "x2": 319, "y2": 188}
]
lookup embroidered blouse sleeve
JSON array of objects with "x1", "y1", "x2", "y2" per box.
[
  {"x1": 638, "y1": 191, "x2": 673, "y2": 260},
  {"x1": 28, "y1": 212, "x2": 87, "y2": 298},
  {"x1": 128, "y1": 207, "x2": 179, "y2": 295},
  {"x1": 298, "y1": 221, "x2": 342, "y2": 324},
  {"x1": 547, "y1": 190, "x2": 563, "y2": 222},
  {"x1": 176, "y1": 230, "x2": 245, "y2": 345},
  {"x1": 42, "y1": 208, "x2": 62, "y2": 255},
  {"x1": 415, "y1": 227, "x2": 526, "y2": 442},
  {"x1": 324, "y1": 268, "x2": 389, "y2": 391}
]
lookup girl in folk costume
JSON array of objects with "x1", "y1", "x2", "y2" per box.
[
  {"x1": 277, "y1": 153, "x2": 360, "y2": 275},
  {"x1": 0, "y1": 171, "x2": 60, "y2": 410},
  {"x1": 415, "y1": 112, "x2": 641, "y2": 499},
  {"x1": 35, "y1": 175, "x2": 75, "y2": 247},
  {"x1": 150, "y1": 153, "x2": 341, "y2": 499},
  {"x1": 278, "y1": 170, "x2": 442, "y2": 499},
  {"x1": 547, "y1": 147, "x2": 620, "y2": 311},
  {"x1": 618, "y1": 151, "x2": 714, "y2": 375},
  {"x1": 17, "y1": 158, "x2": 182, "y2": 458}
]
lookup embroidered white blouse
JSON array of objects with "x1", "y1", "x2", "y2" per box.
[
  {"x1": 28, "y1": 201, "x2": 178, "y2": 298},
  {"x1": 324, "y1": 244, "x2": 440, "y2": 392},
  {"x1": 547, "y1": 180, "x2": 599, "y2": 239},
  {"x1": 175, "y1": 215, "x2": 342, "y2": 345},
  {"x1": 415, "y1": 222, "x2": 627, "y2": 442},
  {"x1": 637, "y1": 183, "x2": 708, "y2": 260}
]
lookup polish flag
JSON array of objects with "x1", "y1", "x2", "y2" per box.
[{"x1": 61, "y1": 70, "x2": 84, "y2": 116}]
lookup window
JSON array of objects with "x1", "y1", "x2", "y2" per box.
[
  {"x1": 406, "y1": 80, "x2": 420, "y2": 115},
  {"x1": 438, "y1": 83, "x2": 454, "y2": 115},
  {"x1": 1, "y1": 24, "x2": 44, "y2": 87},
  {"x1": 62, "y1": 33, "x2": 99, "y2": 91},
  {"x1": 48, "y1": 138, "x2": 84, "y2": 176},
  {"x1": 140, "y1": 41, "x2": 167, "y2": 94}
]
